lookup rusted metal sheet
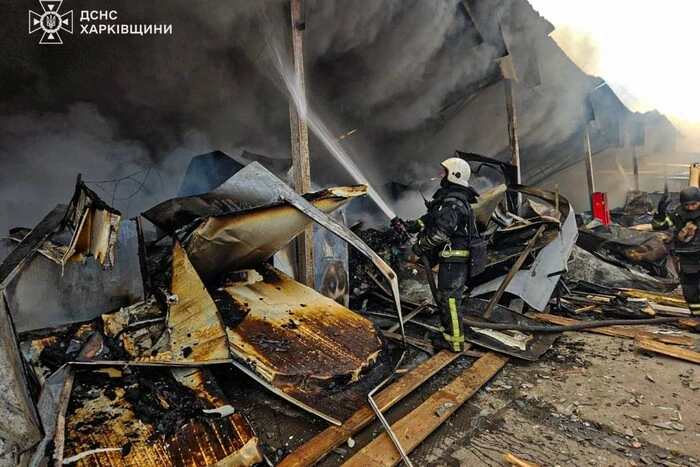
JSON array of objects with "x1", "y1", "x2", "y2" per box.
[
  {"x1": 185, "y1": 185, "x2": 365, "y2": 281},
  {"x1": 144, "y1": 162, "x2": 405, "y2": 340},
  {"x1": 142, "y1": 162, "x2": 361, "y2": 234},
  {"x1": 219, "y1": 264, "x2": 398, "y2": 424},
  {"x1": 62, "y1": 367, "x2": 262, "y2": 467}
]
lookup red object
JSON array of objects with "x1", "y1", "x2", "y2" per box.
[{"x1": 591, "y1": 192, "x2": 610, "y2": 225}]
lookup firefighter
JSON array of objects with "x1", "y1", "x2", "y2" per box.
[
  {"x1": 398, "y1": 157, "x2": 480, "y2": 352},
  {"x1": 652, "y1": 186, "x2": 700, "y2": 316}
]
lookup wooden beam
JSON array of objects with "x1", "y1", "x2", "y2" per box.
[
  {"x1": 635, "y1": 338, "x2": 700, "y2": 364},
  {"x1": 621, "y1": 289, "x2": 688, "y2": 308},
  {"x1": 342, "y1": 352, "x2": 509, "y2": 467},
  {"x1": 503, "y1": 453, "x2": 541, "y2": 467},
  {"x1": 279, "y1": 349, "x2": 462, "y2": 467},
  {"x1": 504, "y1": 77, "x2": 521, "y2": 211},
  {"x1": 526, "y1": 313, "x2": 694, "y2": 346},
  {"x1": 583, "y1": 123, "x2": 595, "y2": 212},
  {"x1": 632, "y1": 146, "x2": 640, "y2": 191},
  {"x1": 0, "y1": 203, "x2": 67, "y2": 290},
  {"x1": 288, "y1": 0, "x2": 313, "y2": 287}
]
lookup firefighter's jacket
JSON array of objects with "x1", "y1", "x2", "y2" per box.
[
  {"x1": 412, "y1": 184, "x2": 479, "y2": 262},
  {"x1": 652, "y1": 206, "x2": 700, "y2": 272}
]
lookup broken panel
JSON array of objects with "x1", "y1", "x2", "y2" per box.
[
  {"x1": 470, "y1": 185, "x2": 578, "y2": 311},
  {"x1": 184, "y1": 185, "x2": 366, "y2": 281},
  {"x1": 218, "y1": 264, "x2": 398, "y2": 424},
  {"x1": 0, "y1": 293, "x2": 42, "y2": 461},
  {"x1": 63, "y1": 181, "x2": 122, "y2": 269},
  {"x1": 61, "y1": 367, "x2": 262, "y2": 466},
  {"x1": 3, "y1": 220, "x2": 143, "y2": 332}
]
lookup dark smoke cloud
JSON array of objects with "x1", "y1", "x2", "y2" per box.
[{"x1": 0, "y1": 0, "x2": 675, "y2": 233}]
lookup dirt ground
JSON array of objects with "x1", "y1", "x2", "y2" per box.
[{"x1": 220, "y1": 323, "x2": 699, "y2": 466}]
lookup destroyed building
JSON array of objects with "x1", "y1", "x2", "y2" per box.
[{"x1": 1, "y1": 1, "x2": 699, "y2": 467}]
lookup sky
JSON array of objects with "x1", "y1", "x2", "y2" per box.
[{"x1": 529, "y1": 0, "x2": 700, "y2": 151}]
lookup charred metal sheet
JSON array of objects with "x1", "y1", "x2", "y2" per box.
[
  {"x1": 185, "y1": 185, "x2": 365, "y2": 280},
  {"x1": 144, "y1": 163, "x2": 403, "y2": 341},
  {"x1": 102, "y1": 297, "x2": 162, "y2": 338},
  {"x1": 64, "y1": 181, "x2": 122, "y2": 269},
  {"x1": 3, "y1": 220, "x2": 143, "y2": 333},
  {"x1": 8, "y1": 227, "x2": 68, "y2": 264},
  {"x1": 142, "y1": 162, "x2": 361, "y2": 233},
  {"x1": 565, "y1": 245, "x2": 679, "y2": 293},
  {"x1": 470, "y1": 185, "x2": 578, "y2": 311},
  {"x1": 99, "y1": 241, "x2": 232, "y2": 366},
  {"x1": 62, "y1": 367, "x2": 262, "y2": 467},
  {"x1": 0, "y1": 203, "x2": 67, "y2": 290},
  {"x1": 472, "y1": 184, "x2": 507, "y2": 229},
  {"x1": 220, "y1": 264, "x2": 400, "y2": 424},
  {"x1": 0, "y1": 293, "x2": 42, "y2": 461},
  {"x1": 159, "y1": 240, "x2": 229, "y2": 363},
  {"x1": 577, "y1": 225, "x2": 673, "y2": 278},
  {"x1": 28, "y1": 365, "x2": 73, "y2": 467}
]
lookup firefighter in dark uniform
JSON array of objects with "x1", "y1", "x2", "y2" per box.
[
  {"x1": 402, "y1": 157, "x2": 480, "y2": 352},
  {"x1": 652, "y1": 186, "x2": 700, "y2": 316}
]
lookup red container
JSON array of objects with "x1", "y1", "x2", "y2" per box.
[{"x1": 591, "y1": 191, "x2": 610, "y2": 225}]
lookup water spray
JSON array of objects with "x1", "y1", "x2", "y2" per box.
[{"x1": 264, "y1": 22, "x2": 397, "y2": 220}]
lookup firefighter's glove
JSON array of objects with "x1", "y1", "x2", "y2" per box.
[
  {"x1": 411, "y1": 236, "x2": 431, "y2": 257},
  {"x1": 404, "y1": 220, "x2": 422, "y2": 234},
  {"x1": 678, "y1": 221, "x2": 697, "y2": 243},
  {"x1": 656, "y1": 194, "x2": 671, "y2": 217}
]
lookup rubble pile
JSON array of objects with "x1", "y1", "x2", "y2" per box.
[
  {"x1": 1, "y1": 155, "x2": 698, "y2": 467},
  {"x1": 0, "y1": 162, "x2": 403, "y2": 466}
]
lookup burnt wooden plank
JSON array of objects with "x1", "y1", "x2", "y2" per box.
[
  {"x1": 0, "y1": 204, "x2": 67, "y2": 290},
  {"x1": 279, "y1": 349, "x2": 462, "y2": 467},
  {"x1": 635, "y1": 338, "x2": 700, "y2": 364},
  {"x1": 342, "y1": 352, "x2": 509, "y2": 467},
  {"x1": 527, "y1": 313, "x2": 694, "y2": 346}
]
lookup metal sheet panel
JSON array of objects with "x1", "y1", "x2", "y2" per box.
[
  {"x1": 143, "y1": 162, "x2": 362, "y2": 233},
  {"x1": 185, "y1": 186, "x2": 364, "y2": 280},
  {"x1": 470, "y1": 186, "x2": 578, "y2": 310},
  {"x1": 0, "y1": 293, "x2": 42, "y2": 461},
  {"x1": 5, "y1": 220, "x2": 144, "y2": 332},
  {"x1": 221, "y1": 265, "x2": 398, "y2": 424},
  {"x1": 160, "y1": 240, "x2": 229, "y2": 363}
]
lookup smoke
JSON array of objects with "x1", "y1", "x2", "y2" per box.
[
  {"x1": 0, "y1": 104, "x2": 206, "y2": 233},
  {"x1": 0, "y1": 0, "x2": 681, "y2": 234},
  {"x1": 550, "y1": 25, "x2": 601, "y2": 76}
]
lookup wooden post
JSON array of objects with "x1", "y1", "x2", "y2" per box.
[
  {"x1": 583, "y1": 123, "x2": 595, "y2": 212},
  {"x1": 504, "y1": 78, "x2": 521, "y2": 211},
  {"x1": 288, "y1": 0, "x2": 313, "y2": 287},
  {"x1": 632, "y1": 146, "x2": 639, "y2": 191}
]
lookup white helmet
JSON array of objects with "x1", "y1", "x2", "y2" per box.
[{"x1": 440, "y1": 157, "x2": 471, "y2": 188}]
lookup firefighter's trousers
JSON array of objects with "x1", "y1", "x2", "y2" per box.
[{"x1": 436, "y1": 261, "x2": 468, "y2": 352}]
